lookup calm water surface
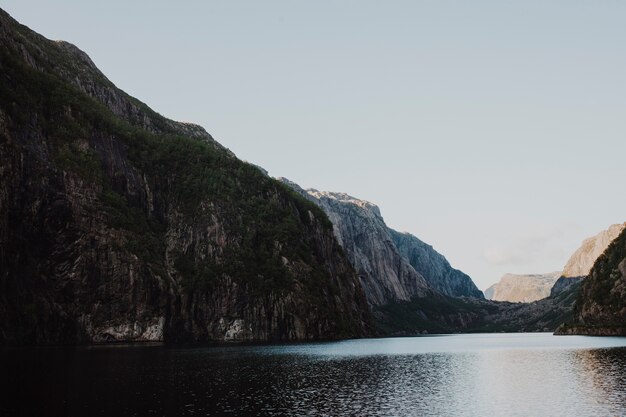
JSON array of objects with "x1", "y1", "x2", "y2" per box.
[{"x1": 1, "y1": 333, "x2": 626, "y2": 416}]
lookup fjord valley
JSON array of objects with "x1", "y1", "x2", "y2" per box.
[
  {"x1": 1, "y1": 7, "x2": 625, "y2": 345},
  {"x1": 2, "y1": 4, "x2": 626, "y2": 417},
  {"x1": 0, "y1": 8, "x2": 473, "y2": 342},
  {"x1": 0, "y1": 7, "x2": 485, "y2": 344}
]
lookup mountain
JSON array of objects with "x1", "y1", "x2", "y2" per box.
[
  {"x1": 388, "y1": 230, "x2": 484, "y2": 298},
  {"x1": 556, "y1": 228, "x2": 626, "y2": 336},
  {"x1": 277, "y1": 179, "x2": 433, "y2": 306},
  {"x1": 0, "y1": 9, "x2": 372, "y2": 344},
  {"x1": 278, "y1": 179, "x2": 483, "y2": 302},
  {"x1": 483, "y1": 285, "x2": 495, "y2": 300},
  {"x1": 372, "y1": 276, "x2": 583, "y2": 334},
  {"x1": 276, "y1": 175, "x2": 590, "y2": 335},
  {"x1": 483, "y1": 223, "x2": 626, "y2": 303},
  {"x1": 551, "y1": 223, "x2": 626, "y2": 296},
  {"x1": 562, "y1": 223, "x2": 626, "y2": 277},
  {"x1": 484, "y1": 272, "x2": 562, "y2": 302},
  {"x1": 276, "y1": 179, "x2": 485, "y2": 333}
]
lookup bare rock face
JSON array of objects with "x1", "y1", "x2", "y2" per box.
[
  {"x1": 485, "y1": 223, "x2": 626, "y2": 303},
  {"x1": 485, "y1": 272, "x2": 562, "y2": 302},
  {"x1": 278, "y1": 179, "x2": 432, "y2": 306},
  {"x1": 562, "y1": 223, "x2": 626, "y2": 278},
  {"x1": 278, "y1": 179, "x2": 484, "y2": 306},
  {"x1": 550, "y1": 223, "x2": 625, "y2": 297},
  {"x1": 555, "y1": 228, "x2": 626, "y2": 336},
  {"x1": 388, "y1": 230, "x2": 484, "y2": 299},
  {"x1": 0, "y1": 9, "x2": 372, "y2": 345}
]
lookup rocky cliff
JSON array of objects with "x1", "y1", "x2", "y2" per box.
[
  {"x1": 484, "y1": 272, "x2": 562, "y2": 303},
  {"x1": 0, "y1": 9, "x2": 372, "y2": 344},
  {"x1": 277, "y1": 179, "x2": 433, "y2": 306},
  {"x1": 483, "y1": 223, "x2": 626, "y2": 303},
  {"x1": 278, "y1": 179, "x2": 483, "y2": 307},
  {"x1": 551, "y1": 223, "x2": 626, "y2": 297},
  {"x1": 389, "y1": 230, "x2": 484, "y2": 299},
  {"x1": 556, "y1": 228, "x2": 626, "y2": 336},
  {"x1": 374, "y1": 278, "x2": 582, "y2": 334},
  {"x1": 562, "y1": 223, "x2": 626, "y2": 278}
]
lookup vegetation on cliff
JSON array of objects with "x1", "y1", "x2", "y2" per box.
[
  {"x1": 0, "y1": 8, "x2": 371, "y2": 344},
  {"x1": 556, "y1": 228, "x2": 626, "y2": 335}
]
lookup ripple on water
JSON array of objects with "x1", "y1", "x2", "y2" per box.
[{"x1": 1, "y1": 333, "x2": 625, "y2": 416}]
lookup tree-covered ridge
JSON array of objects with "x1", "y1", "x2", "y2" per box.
[
  {"x1": 0, "y1": 8, "x2": 371, "y2": 343},
  {"x1": 0, "y1": 34, "x2": 336, "y2": 289}
]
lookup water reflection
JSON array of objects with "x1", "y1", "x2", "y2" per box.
[
  {"x1": 572, "y1": 348, "x2": 626, "y2": 412},
  {"x1": 1, "y1": 334, "x2": 625, "y2": 416}
]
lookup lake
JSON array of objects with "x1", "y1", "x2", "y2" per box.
[{"x1": 1, "y1": 333, "x2": 625, "y2": 416}]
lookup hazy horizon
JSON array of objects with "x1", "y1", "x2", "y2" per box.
[{"x1": 5, "y1": 1, "x2": 625, "y2": 290}]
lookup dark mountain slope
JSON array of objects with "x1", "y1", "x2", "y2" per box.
[
  {"x1": 0, "y1": 9, "x2": 372, "y2": 344},
  {"x1": 376, "y1": 280, "x2": 582, "y2": 335}
]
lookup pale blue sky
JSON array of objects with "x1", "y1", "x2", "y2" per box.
[{"x1": 5, "y1": 1, "x2": 625, "y2": 290}]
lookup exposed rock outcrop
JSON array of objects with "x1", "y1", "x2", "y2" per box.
[
  {"x1": 389, "y1": 230, "x2": 484, "y2": 299},
  {"x1": 0, "y1": 9, "x2": 372, "y2": 345},
  {"x1": 485, "y1": 272, "x2": 562, "y2": 303},
  {"x1": 278, "y1": 179, "x2": 433, "y2": 306},
  {"x1": 556, "y1": 228, "x2": 626, "y2": 336},
  {"x1": 552, "y1": 223, "x2": 626, "y2": 295},
  {"x1": 278, "y1": 178, "x2": 484, "y2": 306},
  {"x1": 483, "y1": 223, "x2": 626, "y2": 303},
  {"x1": 562, "y1": 223, "x2": 626, "y2": 277}
]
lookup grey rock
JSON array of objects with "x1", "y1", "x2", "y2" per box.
[
  {"x1": 389, "y1": 230, "x2": 484, "y2": 299},
  {"x1": 279, "y1": 179, "x2": 432, "y2": 306},
  {"x1": 278, "y1": 178, "x2": 483, "y2": 306},
  {"x1": 550, "y1": 223, "x2": 625, "y2": 296}
]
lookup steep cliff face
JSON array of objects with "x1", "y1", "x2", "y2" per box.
[
  {"x1": 482, "y1": 224, "x2": 626, "y2": 303},
  {"x1": 278, "y1": 179, "x2": 432, "y2": 306},
  {"x1": 278, "y1": 178, "x2": 483, "y2": 307},
  {"x1": 556, "y1": 228, "x2": 626, "y2": 335},
  {"x1": 484, "y1": 272, "x2": 561, "y2": 303},
  {"x1": 388, "y1": 230, "x2": 484, "y2": 299},
  {"x1": 551, "y1": 223, "x2": 625, "y2": 297},
  {"x1": 0, "y1": 9, "x2": 372, "y2": 344},
  {"x1": 562, "y1": 223, "x2": 626, "y2": 278}
]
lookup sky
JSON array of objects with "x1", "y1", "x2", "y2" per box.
[{"x1": 4, "y1": 1, "x2": 625, "y2": 290}]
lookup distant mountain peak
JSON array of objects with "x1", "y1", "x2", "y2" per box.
[{"x1": 484, "y1": 272, "x2": 562, "y2": 303}]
